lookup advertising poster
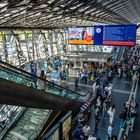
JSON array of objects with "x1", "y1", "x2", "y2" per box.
[
  {"x1": 62, "y1": 113, "x2": 72, "y2": 140},
  {"x1": 68, "y1": 27, "x2": 94, "y2": 45},
  {"x1": 47, "y1": 128, "x2": 59, "y2": 140},
  {"x1": 44, "y1": 124, "x2": 60, "y2": 140}
]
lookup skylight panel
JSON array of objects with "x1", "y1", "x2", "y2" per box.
[{"x1": 0, "y1": 2, "x2": 8, "y2": 7}]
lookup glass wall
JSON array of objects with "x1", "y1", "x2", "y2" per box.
[
  {"x1": 0, "y1": 29, "x2": 113, "y2": 68},
  {"x1": 0, "y1": 30, "x2": 67, "y2": 67}
]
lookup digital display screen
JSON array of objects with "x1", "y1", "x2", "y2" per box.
[
  {"x1": 94, "y1": 24, "x2": 137, "y2": 46},
  {"x1": 103, "y1": 25, "x2": 136, "y2": 46},
  {"x1": 69, "y1": 24, "x2": 137, "y2": 46},
  {"x1": 68, "y1": 27, "x2": 94, "y2": 45}
]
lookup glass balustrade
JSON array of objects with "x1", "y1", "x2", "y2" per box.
[{"x1": 0, "y1": 61, "x2": 87, "y2": 102}]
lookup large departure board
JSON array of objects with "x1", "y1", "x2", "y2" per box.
[
  {"x1": 103, "y1": 24, "x2": 137, "y2": 46},
  {"x1": 94, "y1": 24, "x2": 137, "y2": 46}
]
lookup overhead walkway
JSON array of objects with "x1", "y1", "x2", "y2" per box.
[{"x1": 0, "y1": 60, "x2": 90, "y2": 112}]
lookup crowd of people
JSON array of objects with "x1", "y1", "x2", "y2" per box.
[
  {"x1": 28, "y1": 46, "x2": 140, "y2": 140},
  {"x1": 76, "y1": 63, "x2": 116, "y2": 140},
  {"x1": 75, "y1": 46, "x2": 140, "y2": 140}
]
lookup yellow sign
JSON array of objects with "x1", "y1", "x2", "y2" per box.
[
  {"x1": 62, "y1": 115, "x2": 72, "y2": 140},
  {"x1": 69, "y1": 40, "x2": 94, "y2": 45}
]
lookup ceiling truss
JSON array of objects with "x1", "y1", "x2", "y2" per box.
[{"x1": 0, "y1": 0, "x2": 139, "y2": 29}]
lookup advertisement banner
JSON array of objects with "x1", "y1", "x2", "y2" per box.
[
  {"x1": 62, "y1": 114, "x2": 72, "y2": 140},
  {"x1": 43, "y1": 124, "x2": 60, "y2": 140},
  {"x1": 68, "y1": 27, "x2": 94, "y2": 45}
]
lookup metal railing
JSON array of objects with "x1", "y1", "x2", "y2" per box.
[{"x1": 118, "y1": 77, "x2": 139, "y2": 140}]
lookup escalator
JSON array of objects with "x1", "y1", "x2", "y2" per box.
[
  {"x1": 0, "y1": 60, "x2": 90, "y2": 111},
  {"x1": 4, "y1": 108, "x2": 52, "y2": 140},
  {"x1": 116, "y1": 47, "x2": 125, "y2": 61},
  {"x1": 0, "y1": 60, "x2": 91, "y2": 140},
  {"x1": 0, "y1": 105, "x2": 25, "y2": 139}
]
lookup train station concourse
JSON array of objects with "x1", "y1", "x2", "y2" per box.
[{"x1": 0, "y1": 0, "x2": 140, "y2": 140}]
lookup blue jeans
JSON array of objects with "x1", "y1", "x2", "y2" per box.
[{"x1": 120, "y1": 119, "x2": 125, "y2": 128}]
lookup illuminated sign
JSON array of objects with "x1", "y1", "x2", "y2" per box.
[
  {"x1": 94, "y1": 24, "x2": 137, "y2": 46},
  {"x1": 68, "y1": 27, "x2": 94, "y2": 45},
  {"x1": 68, "y1": 24, "x2": 137, "y2": 46}
]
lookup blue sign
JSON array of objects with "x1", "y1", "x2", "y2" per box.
[
  {"x1": 94, "y1": 24, "x2": 137, "y2": 46},
  {"x1": 94, "y1": 25, "x2": 103, "y2": 45}
]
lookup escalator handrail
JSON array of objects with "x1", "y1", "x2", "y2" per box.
[{"x1": 0, "y1": 60, "x2": 87, "y2": 97}]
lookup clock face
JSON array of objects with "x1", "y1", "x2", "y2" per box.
[{"x1": 96, "y1": 28, "x2": 101, "y2": 33}]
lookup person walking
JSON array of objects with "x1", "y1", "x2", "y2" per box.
[
  {"x1": 118, "y1": 67, "x2": 122, "y2": 79},
  {"x1": 38, "y1": 70, "x2": 46, "y2": 90},
  {"x1": 76, "y1": 125, "x2": 83, "y2": 140},
  {"x1": 107, "y1": 123, "x2": 114, "y2": 140},
  {"x1": 82, "y1": 123, "x2": 91, "y2": 140},
  {"x1": 107, "y1": 105, "x2": 115, "y2": 124},
  {"x1": 75, "y1": 74, "x2": 79, "y2": 91},
  {"x1": 119, "y1": 109, "x2": 127, "y2": 130},
  {"x1": 132, "y1": 72, "x2": 138, "y2": 84},
  {"x1": 94, "y1": 109, "x2": 100, "y2": 131},
  {"x1": 96, "y1": 96, "x2": 101, "y2": 110},
  {"x1": 103, "y1": 100, "x2": 107, "y2": 119}
]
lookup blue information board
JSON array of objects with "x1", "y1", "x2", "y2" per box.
[{"x1": 94, "y1": 24, "x2": 137, "y2": 46}]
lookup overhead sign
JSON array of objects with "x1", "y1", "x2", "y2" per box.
[
  {"x1": 68, "y1": 27, "x2": 94, "y2": 45},
  {"x1": 94, "y1": 24, "x2": 137, "y2": 46},
  {"x1": 68, "y1": 24, "x2": 137, "y2": 46}
]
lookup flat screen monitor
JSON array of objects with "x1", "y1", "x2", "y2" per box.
[
  {"x1": 94, "y1": 24, "x2": 137, "y2": 46},
  {"x1": 68, "y1": 27, "x2": 94, "y2": 45}
]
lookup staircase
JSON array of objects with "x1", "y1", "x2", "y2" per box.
[{"x1": 4, "y1": 108, "x2": 52, "y2": 140}]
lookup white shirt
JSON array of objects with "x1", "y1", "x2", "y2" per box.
[
  {"x1": 108, "y1": 108, "x2": 115, "y2": 118},
  {"x1": 88, "y1": 136, "x2": 97, "y2": 140},
  {"x1": 93, "y1": 83, "x2": 96, "y2": 93},
  {"x1": 96, "y1": 98, "x2": 101, "y2": 107},
  {"x1": 82, "y1": 126, "x2": 91, "y2": 136}
]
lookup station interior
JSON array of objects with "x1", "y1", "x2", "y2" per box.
[{"x1": 0, "y1": 0, "x2": 140, "y2": 140}]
